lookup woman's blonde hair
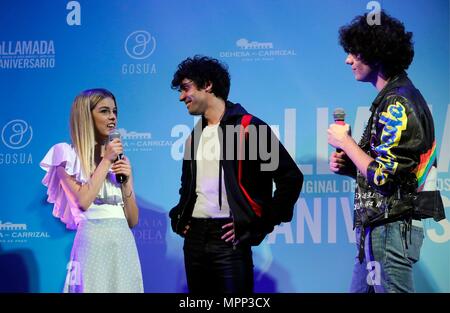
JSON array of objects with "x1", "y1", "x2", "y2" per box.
[{"x1": 69, "y1": 88, "x2": 116, "y2": 178}]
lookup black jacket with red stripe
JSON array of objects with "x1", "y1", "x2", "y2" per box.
[{"x1": 169, "y1": 101, "x2": 303, "y2": 246}]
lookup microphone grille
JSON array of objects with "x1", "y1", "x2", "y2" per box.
[
  {"x1": 109, "y1": 129, "x2": 121, "y2": 141},
  {"x1": 333, "y1": 108, "x2": 345, "y2": 121}
]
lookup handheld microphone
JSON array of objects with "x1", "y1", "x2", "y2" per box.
[
  {"x1": 333, "y1": 108, "x2": 346, "y2": 126},
  {"x1": 108, "y1": 129, "x2": 127, "y2": 184},
  {"x1": 333, "y1": 108, "x2": 348, "y2": 153}
]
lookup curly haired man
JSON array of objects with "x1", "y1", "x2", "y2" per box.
[{"x1": 328, "y1": 11, "x2": 445, "y2": 293}]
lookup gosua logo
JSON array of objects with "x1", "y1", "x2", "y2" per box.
[
  {"x1": 124, "y1": 30, "x2": 156, "y2": 60},
  {"x1": 1, "y1": 119, "x2": 33, "y2": 149}
]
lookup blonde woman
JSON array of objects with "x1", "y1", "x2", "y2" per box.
[{"x1": 40, "y1": 88, "x2": 143, "y2": 292}]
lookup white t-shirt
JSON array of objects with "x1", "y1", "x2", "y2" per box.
[
  {"x1": 192, "y1": 124, "x2": 231, "y2": 218},
  {"x1": 40, "y1": 142, "x2": 126, "y2": 230}
]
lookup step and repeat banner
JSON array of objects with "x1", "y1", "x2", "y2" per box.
[{"x1": 0, "y1": 0, "x2": 448, "y2": 292}]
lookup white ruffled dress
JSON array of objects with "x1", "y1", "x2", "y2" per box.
[{"x1": 40, "y1": 143, "x2": 143, "y2": 293}]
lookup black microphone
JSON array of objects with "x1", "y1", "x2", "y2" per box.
[
  {"x1": 108, "y1": 129, "x2": 127, "y2": 184},
  {"x1": 333, "y1": 108, "x2": 348, "y2": 153}
]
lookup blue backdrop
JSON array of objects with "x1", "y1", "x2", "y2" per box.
[{"x1": 0, "y1": 0, "x2": 448, "y2": 292}]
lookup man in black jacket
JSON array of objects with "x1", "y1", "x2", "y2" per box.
[
  {"x1": 170, "y1": 55, "x2": 303, "y2": 293},
  {"x1": 328, "y1": 11, "x2": 445, "y2": 292}
]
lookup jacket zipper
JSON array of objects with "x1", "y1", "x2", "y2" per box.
[{"x1": 220, "y1": 121, "x2": 238, "y2": 250}]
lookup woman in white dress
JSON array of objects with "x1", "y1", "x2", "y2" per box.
[{"x1": 40, "y1": 88, "x2": 143, "y2": 292}]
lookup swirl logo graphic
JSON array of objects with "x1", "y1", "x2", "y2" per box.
[
  {"x1": 1, "y1": 119, "x2": 33, "y2": 149},
  {"x1": 124, "y1": 30, "x2": 156, "y2": 60}
]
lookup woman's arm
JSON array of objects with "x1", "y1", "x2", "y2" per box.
[
  {"x1": 56, "y1": 139, "x2": 122, "y2": 211},
  {"x1": 113, "y1": 156, "x2": 139, "y2": 228}
]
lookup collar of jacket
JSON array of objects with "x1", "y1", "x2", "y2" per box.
[
  {"x1": 370, "y1": 71, "x2": 411, "y2": 112},
  {"x1": 220, "y1": 101, "x2": 248, "y2": 123},
  {"x1": 198, "y1": 100, "x2": 248, "y2": 127}
]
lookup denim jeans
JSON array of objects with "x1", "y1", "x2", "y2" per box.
[
  {"x1": 350, "y1": 220, "x2": 424, "y2": 293},
  {"x1": 183, "y1": 217, "x2": 254, "y2": 294}
]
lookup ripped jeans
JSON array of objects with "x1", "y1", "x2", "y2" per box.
[{"x1": 350, "y1": 219, "x2": 424, "y2": 293}]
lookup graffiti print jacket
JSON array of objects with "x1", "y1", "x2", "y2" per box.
[{"x1": 352, "y1": 71, "x2": 445, "y2": 227}]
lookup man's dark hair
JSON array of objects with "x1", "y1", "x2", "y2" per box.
[
  {"x1": 171, "y1": 55, "x2": 231, "y2": 101},
  {"x1": 339, "y1": 11, "x2": 414, "y2": 78}
]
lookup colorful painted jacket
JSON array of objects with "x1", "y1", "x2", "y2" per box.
[{"x1": 354, "y1": 71, "x2": 445, "y2": 227}]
